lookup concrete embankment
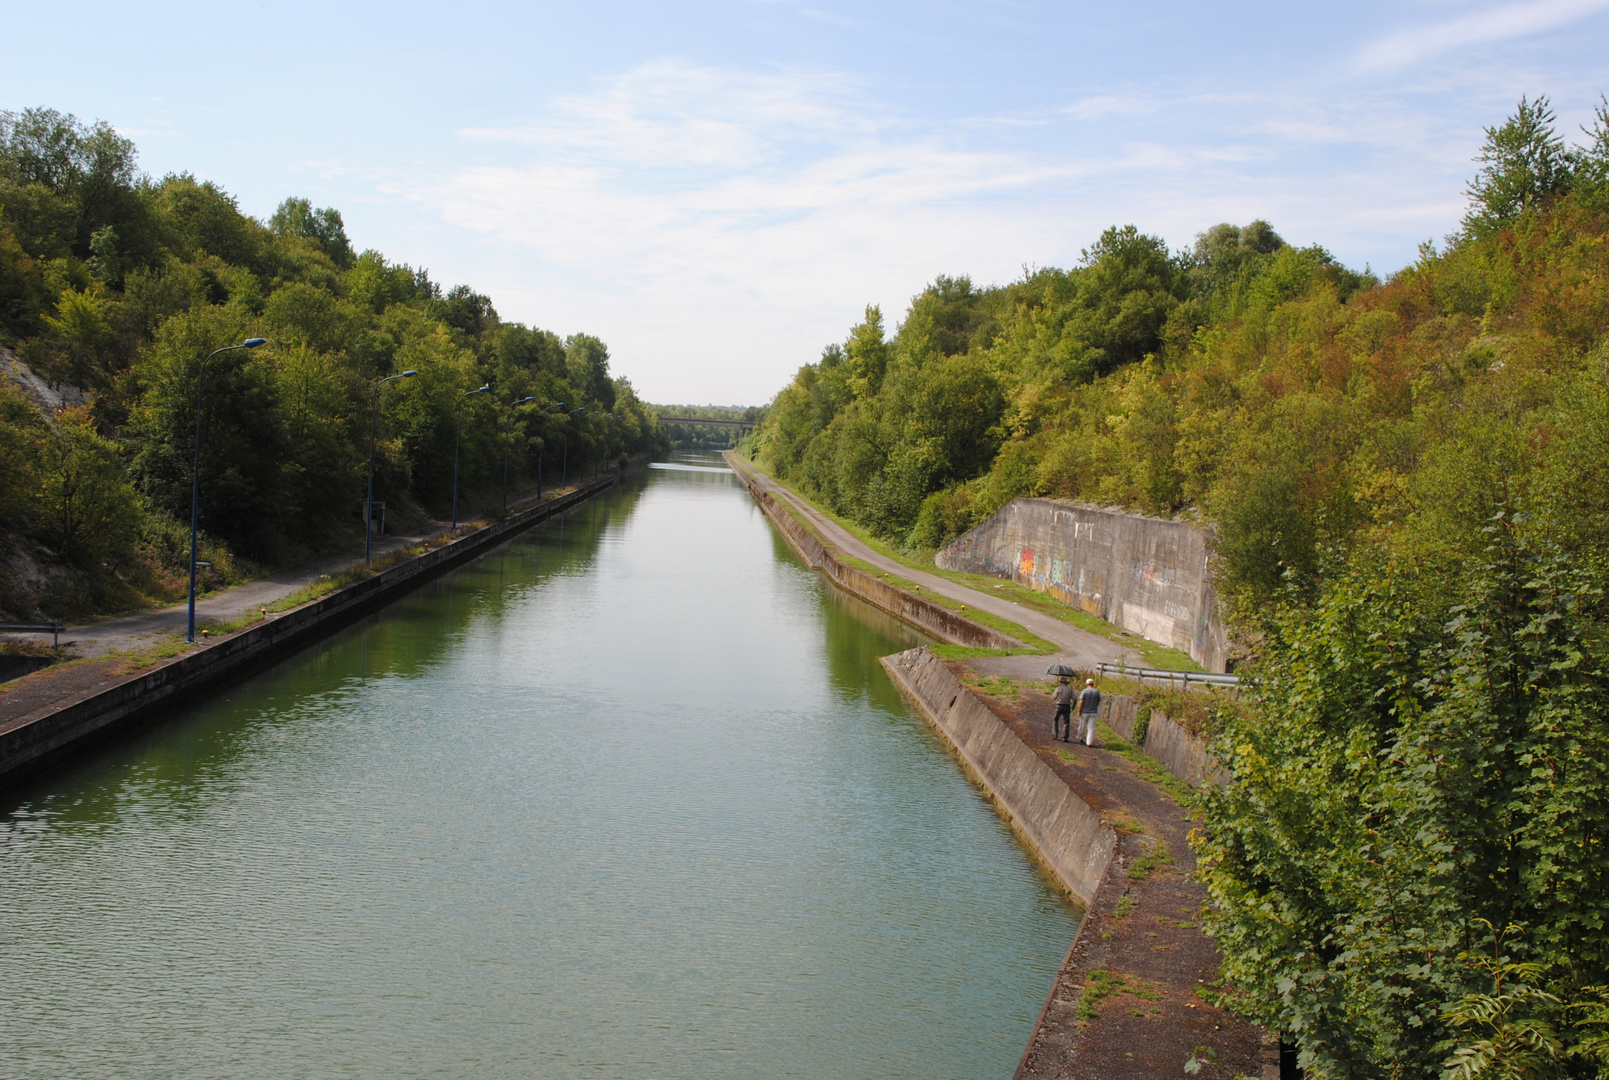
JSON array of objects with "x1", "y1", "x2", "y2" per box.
[
  {"x1": 723, "y1": 454, "x2": 1019, "y2": 650},
  {"x1": 0, "y1": 475, "x2": 618, "y2": 792},
  {"x1": 725, "y1": 453, "x2": 1271, "y2": 1078},
  {"x1": 881, "y1": 647, "x2": 1115, "y2": 904},
  {"x1": 938, "y1": 498, "x2": 1232, "y2": 672},
  {"x1": 1103, "y1": 695, "x2": 1228, "y2": 788}
]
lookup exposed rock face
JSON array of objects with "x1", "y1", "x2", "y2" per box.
[
  {"x1": 1, "y1": 346, "x2": 90, "y2": 417},
  {"x1": 936, "y1": 499, "x2": 1232, "y2": 673}
]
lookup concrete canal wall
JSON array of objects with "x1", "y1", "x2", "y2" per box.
[
  {"x1": 722, "y1": 455, "x2": 1113, "y2": 902},
  {"x1": 1102, "y1": 695, "x2": 1228, "y2": 788},
  {"x1": 724, "y1": 457, "x2": 1020, "y2": 651},
  {"x1": 0, "y1": 476, "x2": 619, "y2": 791},
  {"x1": 937, "y1": 498, "x2": 1232, "y2": 672},
  {"x1": 881, "y1": 648, "x2": 1116, "y2": 905}
]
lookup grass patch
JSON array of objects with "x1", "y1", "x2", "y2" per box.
[
  {"x1": 1099, "y1": 722, "x2": 1198, "y2": 807},
  {"x1": 745, "y1": 460, "x2": 1202, "y2": 670},
  {"x1": 1104, "y1": 810, "x2": 1151, "y2": 835},
  {"x1": 104, "y1": 635, "x2": 197, "y2": 674},
  {"x1": 1127, "y1": 838, "x2": 1177, "y2": 881},
  {"x1": 766, "y1": 487, "x2": 1057, "y2": 654},
  {"x1": 966, "y1": 674, "x2": 1020, "y2": 699},
  {"x1": 1115, "y1": 895, "x2": 1137, "y2": 920},
  {"x1": 736, "y1": 460, "x2": 1203, "y2": 672},
  {"x1": 1076, "y1": 968, "x2": 1167, "y2": 1021}
]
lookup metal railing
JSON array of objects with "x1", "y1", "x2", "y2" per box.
[
  {"x1": 0, "y1": 622, "x2": 68, "y2": 649},
  {"x1": 1096, "y1": 661, "x2": 1239, "y2": 688}
]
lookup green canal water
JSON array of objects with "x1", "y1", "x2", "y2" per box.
[{"x1": 0, "y1": 452, "x2": 1078, "y2": 1080}]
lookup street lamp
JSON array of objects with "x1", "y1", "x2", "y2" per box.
[
  {"x1": 187, "y1": 337, "x2": 267, "y2": 644},
  {"x1": 563, "y1": 406, "x2": 585, "y2": 488},
  {"x1": 452, "y1": 384, "x2": 491, "y2": 532},
  {"x1": 504, "y1": 396, "x2": 535, "y2": 512},
  {"x1": 367, "y1": 370, "x2": 417, "y2": 564},
  {"x1": 536, "y1": 402, "x2": 565, "y2": 499}
]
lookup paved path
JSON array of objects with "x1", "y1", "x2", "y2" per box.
[
  {"x1": 50, "y1": 487, "x2": 576, "y2": 660},
  {"x1": 728, "y1": 456, "x2": 1145, "y2": 674}
]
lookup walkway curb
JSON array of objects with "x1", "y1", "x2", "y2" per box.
[
  {"x1": 0, "y1": 475, "x2": 618, "y2": 792},
  {"x1": 723, "y1": 452, "x2": 1019, "y2": 650}
]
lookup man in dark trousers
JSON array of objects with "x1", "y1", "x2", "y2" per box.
[
  {"x1": 1076, "y1": 678, "x2": 1102, "y2": 747},
  {"x1": 1051, "y1": 678, "x2": 1076, "y2": 741}
]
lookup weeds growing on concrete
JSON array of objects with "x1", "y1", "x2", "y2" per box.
[
  {"x1": 1076, "y1": 968, "x2": 1167, "y2": 1022},
  {"x1": 1098, "y1": 722, "x2": 1198, "y2": 807},
  {"x1": 1127, "y1": 838, "x2": 1177, "y2": 881}
]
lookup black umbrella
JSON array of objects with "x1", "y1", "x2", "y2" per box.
[{"x1": 1044, "y1": 663, "x2": 1080, "y2": 677}]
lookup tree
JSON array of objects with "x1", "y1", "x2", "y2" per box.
[
  {"x1": 843, "y1": 305, "x2": 891, "y2": 398},
  {"x1": 1197, "y1": 516, "x2": 1609, "y2": 1078},
  {"x1": 564, "y1": 333, "x2": 615, "y2": 410},
  {"x1": 33, "y1": 407, "x2": 140, "y2": 566},
  {"x1": 269, "y1": 197, "x2": 355, "y2": 268},
  {"x1": 1571, "y1": 95, "x2": 1609, "y2": 209},
  {"x1": 1464, "y1": 96, "x2": 1572, "y2": 237},
  {"x1": 128, "y1": 305, "x2": 291, "y2": 559}
]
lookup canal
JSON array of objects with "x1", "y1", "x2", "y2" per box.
[{"x1": 0, "y1": 452, "x2": 1078, "y2": 1080}]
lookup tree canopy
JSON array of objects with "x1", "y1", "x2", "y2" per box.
[
  {"x1": 751, "y1": 95, "x2": 1609, "y2": 1079},
  {"x1": 0, "y1": 107, "x2": 666, "y2": 618}
]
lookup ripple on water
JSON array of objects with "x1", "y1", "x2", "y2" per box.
[{"x1": 0, "y1": 456, "x2": 1078, "y2": 1080}]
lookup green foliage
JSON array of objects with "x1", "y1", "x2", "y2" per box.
[
  {"x1": 269, "y1": 197, "x2": 354, "y2": 268},
  {"x1": 0, "y1": 107, "x2": 668, "y2": 619},
  {"x1": 1196, "y1": 513, "x2": 1609, "y2": 1079},
  {"x1": 1465, "y1": 97, "x2": 1574, "y2": 238},
  {"x1": 31, "y1": 406, "x2": 140, "y2": 565}
]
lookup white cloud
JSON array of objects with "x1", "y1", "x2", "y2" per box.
[
  {"x1": 1357, "y1": 0, "x2": 1609, "y2": 71},
  {"x1": 406, "y1": 60, "x2": 1480, "y2": 403}
]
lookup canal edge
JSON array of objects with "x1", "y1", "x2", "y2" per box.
[
  {"x1": 725, "y1": 451, "x2": 1281, "y2": 1080},
  {"x1": 723, "y1": 452, "x2": 1018, "y2": 650},
  {"x1": 0, "y1": 473, "x2": 624, "y2": 793}
]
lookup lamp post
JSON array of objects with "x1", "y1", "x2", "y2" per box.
[
  {"x1": 452, "y1": 384, "x2": 491, "y2": 532},
  {"x1": 562, "y1": 406, "x2": 585, "y2": 488},
  {"x1": 187, "y1": 337, "x2": 267, "y2": 644},
  {"x1": 536, "y1": 402, "x2": 565, "y2": 499},
  {"x1": 367, "y1": 370, "x2": 417, "y2": 564},
  {"x1": 504, "y1": 396, "x2": 535, "y2": 512}
]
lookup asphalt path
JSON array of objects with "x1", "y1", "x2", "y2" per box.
[
  {"x1": 729, "y1": 456, "x2": 1146, "y2": 678},
  {"x1": 51, "y1": 525, "x2": 451, "y2": 660},
  {"x1": 45, "y1": 486, "x2": 579, "y2": 660}
]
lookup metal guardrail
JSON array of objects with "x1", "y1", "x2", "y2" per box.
[
  {"x1": 0, "y1": 622, "x2": 67, "y2": 648},
  {"x1": 1096, "y1": 662, "x2": 1239, "y2": 688}
]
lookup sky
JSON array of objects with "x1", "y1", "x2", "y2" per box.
[{"x1": 4, "y1": 1, "x2": 1607, "y2": 404}]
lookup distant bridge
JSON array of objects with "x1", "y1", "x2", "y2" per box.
[{"x1": 657, "y1": 415, "x2": 756, "y2": 433}]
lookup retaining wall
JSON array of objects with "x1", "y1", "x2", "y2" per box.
[
  {"x1": 1101, "y1": 694, "x2": 1227, "y2": 787},
  {"x1": 0, "y1": 476, "x2": 618, "y2": 791},
  {"x1": 937, "y1": 499, "x2": 1231, "y2": 672},
  {"x1": 881, "y1": 648, "x2": 1116, "y2": 904},
  {"x1": 724, "y1": 456, "x2": 1019, "y2": 651}
]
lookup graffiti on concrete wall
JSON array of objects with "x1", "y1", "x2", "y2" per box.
[{"x1": 936, "y1": 498, "x2": 1232, "y2": 672}]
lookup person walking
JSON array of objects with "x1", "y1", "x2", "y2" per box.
[
  {"x1": 1051, "y1": 678, "x2": 1075, "y2": 741},
  {"x1": 1076, "y1": 678, "x2": 1102, "y2": 747}
]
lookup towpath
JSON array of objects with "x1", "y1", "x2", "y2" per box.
[
  {"x1": 52, "y1": 525, "x2": 449, "y2": 660},
  {"x1": 727, "y1": 456, "x2": 1145, "y2": 673},
  {"x1": 11, "y1": 486, "x2": 579, "y2": 663}
]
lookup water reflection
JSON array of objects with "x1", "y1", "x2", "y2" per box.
[{"x1": 0, "y1": 451, "x2": 1077, "y2": 1080}]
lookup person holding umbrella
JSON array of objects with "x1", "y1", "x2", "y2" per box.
[
  {"x1": 1051, "y1": 678, "x2": 1076, "y2": 741},
  {"x1": 1045, "y1": 662, "x2": 1080, "y2": 742}
]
